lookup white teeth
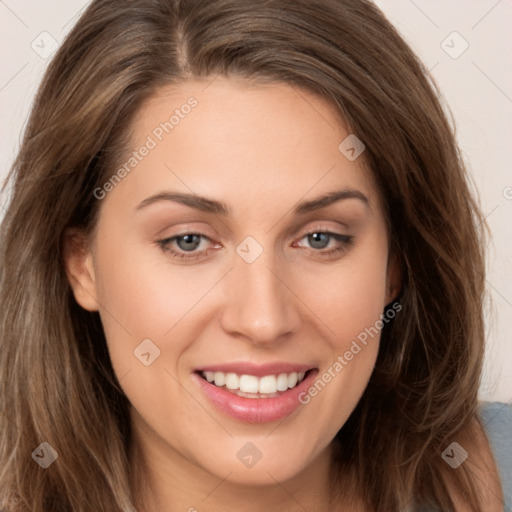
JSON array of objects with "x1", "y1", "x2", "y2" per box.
[
  {"x1": 214, "y1": 372, "x2": 225, "y2": 387},
  {"x1": 201, "y1": 370, "x2": 308, "y2": 395},
  {"x1": 276, "y1": 373, "x2": 289, "y2": 392},
  {"x1": 258, "y1": 375, "x2": 277, "y2": 394},
  {"x1": 239, "y1": 375, "x2": 259, "y2": 393},
  {"x1": 225, "y1": 373, "x2": 239, "y2": 390}
]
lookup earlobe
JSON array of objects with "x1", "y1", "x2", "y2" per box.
[
  {"x1": 62, "y1": 228, "x2": 99, "y2": 312},
  {"x1": 386, "y1": 252, "x2": 402, "y2": 304}
]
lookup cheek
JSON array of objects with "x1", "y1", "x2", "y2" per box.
[
  {"x1": 96, "y1": 261, "x2": 209, "y2": 337},
  {"x1": 91, "y1": 233, "x2": 229, "y2": 384},
  {"x1": 91, "y1": 244, "x2": 212, "y2": 426},
  {"x1": 292, "y1": 240, "x2": 389, "y2": 428},
  {"x1": 302, "y1": 246, "x2": 389, "y2": 348}
]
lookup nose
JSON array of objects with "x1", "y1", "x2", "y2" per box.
[{"x1": 219, "y1": 250, "x2": 301, "y2": 346}]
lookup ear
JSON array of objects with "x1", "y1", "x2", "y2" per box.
[
  {"x1": 62, "y1": 228, "x2": 99, "y2": 312},
  {"x1": 385, "y1": 251, "x2": 402, "y2": 305}
]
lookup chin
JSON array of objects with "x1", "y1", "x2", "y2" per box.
[{"x1": 193, "y1": 437, "x2": 323, "y2": 487}]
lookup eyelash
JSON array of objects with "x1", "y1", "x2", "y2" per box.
[{"x1": 156, "y1": 230, "x2": 354, "y2": 262}]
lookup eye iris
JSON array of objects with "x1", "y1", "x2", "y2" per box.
[
  {"x1": 308, "y1": 232, "x2": 329, "y2": 249},
  {"x1": 177, "y1": 234, "x2": 201, "y2": 251}
]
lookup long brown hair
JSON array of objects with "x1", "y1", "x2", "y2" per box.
[{"x1": 0, "y1": 0, "x2": 490, "y2": 510}]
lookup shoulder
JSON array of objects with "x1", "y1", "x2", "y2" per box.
[
  {"x1": 478, "y1": 401, "x2": 512, "y2": 511},
  {"x1": 415, "y1": 401, "x2": 511, "y2": 512}
]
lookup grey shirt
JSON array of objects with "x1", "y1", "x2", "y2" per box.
[{"x1": 480, "y1": 401, "x2": 512, "y2": 512}]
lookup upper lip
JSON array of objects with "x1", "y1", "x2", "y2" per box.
[{"x1": 195, "y1": 362, "x2": 316, "y2": 377}]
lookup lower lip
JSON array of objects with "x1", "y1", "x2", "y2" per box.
[{"x1": 193, "y1": 370, "x2": 318, "y2": 423}]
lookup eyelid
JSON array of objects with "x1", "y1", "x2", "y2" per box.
[
  {"x1": 155, "y1": 232, "x2": 218, "y2": 262},
  {"x1": 293, "y1": 230, "x2": 354, "y2": 250},
  {"x1": 156, "y1": 222, "x2": 348, "y2": 246},
  {"x1": 156, "y1": 224, "x2": 354, "y2": 264},
  {"x1": 290, "y1": 221, "x2": 350, "y2": 239},
  {"x1": 153, "y1": 221, "x2": 216, "y2": 239}
]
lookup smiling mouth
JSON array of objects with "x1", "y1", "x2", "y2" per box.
[{"x1": 197, "y1": 370, "x2": 312, "y2": 399}]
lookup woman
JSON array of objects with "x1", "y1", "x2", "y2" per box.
[{"x1": 0, "y1": 0, "x2": 510, "y2": 510}]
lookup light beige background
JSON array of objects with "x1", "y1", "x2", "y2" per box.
[{"x1": 1, "y1": 0, "x2": 510, "y2": 402}]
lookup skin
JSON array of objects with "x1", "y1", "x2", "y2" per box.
[{"x1": 64, "y1": 76, "x2": 469, "y2": 511}]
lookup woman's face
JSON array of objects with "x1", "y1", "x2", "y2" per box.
[{"x1": 67, "y1": 77, "x2": 399, "y2": 486}]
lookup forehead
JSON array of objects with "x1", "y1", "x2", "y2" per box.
[{"x1": 102, "y1": 77, "x2": 382, "y2": 218}]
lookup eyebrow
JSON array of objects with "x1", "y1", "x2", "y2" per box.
[{"x1": 135, "y1": 188, "x2": 369, "y2": 215}]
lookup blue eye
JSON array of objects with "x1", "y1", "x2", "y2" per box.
[
  {"x1": 157, "y1": 232, "x2": 214, "y2": 261},
  {"x1": 175, "y1": 234, "x2": 203, "y2": 252},
  {"x1": 307, "y1": 232, "x2": 331, "y2": 249},
  {"x1": 297, "y1": 231, "x2": 354, "y2": 253},
  {"x1": 156, "y1": 230, "x2": 354, "y2": 262}
]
